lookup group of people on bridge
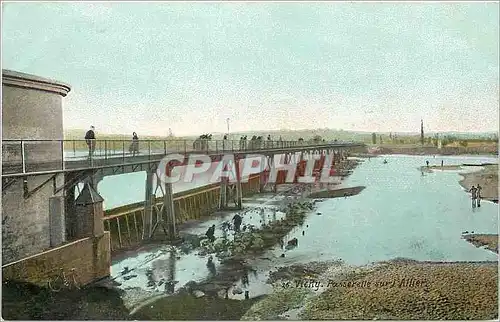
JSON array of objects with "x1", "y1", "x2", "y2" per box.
[
  {"x1": 84, "y1": 126, "x2": 140, "y2": 158},
  {"x1": 84, "y1": 125, "x2": 332, "y2": 159}
]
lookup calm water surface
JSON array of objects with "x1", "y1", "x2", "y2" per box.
[{"x1": 278, "y1": 154, "x2": 498, "y2": 265}]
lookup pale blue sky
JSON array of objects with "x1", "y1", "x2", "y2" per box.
[{"x1": 2, "y1": 2, "x2": 499, "y2": 135}]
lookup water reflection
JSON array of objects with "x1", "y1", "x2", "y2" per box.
[
  {"x1": 145, "y1": 248, "x2": 179, "y2": 294},
  {"x1": 207, "y1": 256, "x2": 216, "y2": 278}
]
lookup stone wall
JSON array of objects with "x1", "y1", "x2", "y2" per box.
[
  {"x1": 2, "y1": 70, "x2": 70, "y2": 264},
  {"x1": 2, "y1": 232, "x2": 111, "y2": 288},
  {"x1": 2, "y1": 175, "x2": 65, "y2": 263}
]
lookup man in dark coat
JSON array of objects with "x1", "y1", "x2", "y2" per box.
[
  {"x1": 205, "y1": 224, "x2": 216, "y2": 242},
  {"x1": 232, "y1": 214, "x2": 242, "y2": 233},
  {"x1": 85, "y1": 126, "x2": 96, "y2": 158}
]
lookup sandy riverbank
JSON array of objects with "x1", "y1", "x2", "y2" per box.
[
  {"x1": 242, "y1": 260, "x2": 498, "y2": 320},
  {"x1": 458, "y1": 164, "x2": 498, "y2": 202},
  {"x1": 418, "y1": 163, "x2": 498, "y2": 202},
  {"x1": 462, "y1": 234, "x2": 498, "y2": 254},
  {"x1": 420, "y1": 165, "x2": 463, "y2": 172},
  {"x1": 302, "y1": 260, "x2": 498, "y2": 320},
  {"x1": 308, "y1": 186, "x2": 365, "y2": 198}
]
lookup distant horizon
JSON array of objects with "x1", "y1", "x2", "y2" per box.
[
  {"x1": 65, "y1": 127, "x2": 499, "y2": 137},
  {"x1": 3, "y1": 2, "x2": 499, "y2": 135}
]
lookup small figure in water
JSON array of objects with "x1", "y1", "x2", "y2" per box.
[
  {"x1": 205, "y1": 224, "x2": 216, "y2": 243},
  {"x1": 441, "y1": 160, "x2": 444, "y2": 167},
  {"x1": 426, "y1": 160, "x2": 429, "y2": 167},
  {"x1": 232, "y1": 214, "x2": 242, "y2": 233},
  {"x1": 469, "y1": 185, "x2": 478, "y2": 208},
  {"x1": 476, "y1": 184, "x2": 482, "y2": 207},
  {"x1": 207, "y1": 256, "x2": 216, "y2": 277}
]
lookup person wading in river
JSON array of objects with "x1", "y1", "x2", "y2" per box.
[
  {"x1": 476, "y1": 184, "x2": 482, "y2": 207},
  {"x1": 232, "y1": 214, "x2": 242, "y2": 233},
  {"x1": 205, "y1": 224, "x2": 216, "y2": 243},
  {"x1": 469, "y1": 185, "x2": 478, "y2": 208}
]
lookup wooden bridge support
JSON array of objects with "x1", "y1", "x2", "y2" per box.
[
  {"x1": 219, "y1": 179, "x2": 228, "y2": 209},
  {"x1": 163, "y1": 181, "x2": 177, "y2": 239},
  {"x1": 142, "y1": 170, "x2": 154, "y2": 239},
  {"x1": 234, "y1": 158, "x2": 243, "y2": 209},
  {"x1": 259, "y1": 155, "x2": 275, "y2": 193},
  {"x1": 218, "y1": 158, "x2": 243, "y2": 210},
  {"x1": 142, "y1": 168, "x2": 178, "y2": 241}
]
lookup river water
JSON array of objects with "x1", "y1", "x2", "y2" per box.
[{"x1": 106, "y1": 154, "x2": 498, "y2": 311}]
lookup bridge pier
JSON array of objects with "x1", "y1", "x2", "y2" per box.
[
  {"x1": 234, "y1": 158, "x2": 243, "y2": 209},
  {"x1": 162, "y1": 181, "x2": 177, "y2": 240},
  {"x1": 142, "y1": 170, "x2": 154, "y2": 239},
  {"x1": 219, "y1": 158, "x2": 243, "y2": 210},
  {"x1": 259, "y1": 155, "x2": 275, "y2": 193},
  {"x1": 219, "y1": 178, "x2": 228, "y2": 209},
  {"x1": 142, "y1": 168, "x2": 178, "y2": 241}
]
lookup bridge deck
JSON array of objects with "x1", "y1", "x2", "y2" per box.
[{"x1": 2, "y1": 139, "x2": 364, "y2": 177}]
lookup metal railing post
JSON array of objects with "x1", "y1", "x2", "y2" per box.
[
  {"x1": 104, "y1": 140, "x2": 108, "y2": 161},
  {"x1": 72, "y1": 140, "x2": 76, "y2": 156},
  {"x1": 164, "y1": 141, "x2": 167, "y2": 155},
  {"x1": 21, "y1": 140, "x2": 26, "y2": 173},
  {"x1": 232, "y1": 140, "x2": 234, "y2": 152},
  {"x1": 60, "y1": 140, "x2": 64, "y2": 170},
  {"x1": 184, "y1": 140, "x2": 187, "y2": 154},
  {"x1": 122, "y1": 141, "x2": 125, "y2": 163},
  {"x1": 148, "y1": 141, "x2": 151, "y2": 160},
  {"x1": 216, "y1": 140, "x2": 218, "y2": 153}
]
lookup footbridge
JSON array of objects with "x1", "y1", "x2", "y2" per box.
[
  {"x1": 2, "y1": 137, "x2": 364, "y2": 253},
  {"x1": 1, "y1": 68, "x2": 366, "y2": 289}
]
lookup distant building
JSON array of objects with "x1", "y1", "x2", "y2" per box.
[{"x1": 420, "y1": 119, "x2": 424, "y2": 145}]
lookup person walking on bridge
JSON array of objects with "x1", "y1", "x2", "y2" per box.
[
  {"x1": 85, "y1": 126, "x2": 96, "y2": 159},
  {"x1": 223, "y1": 134, "x2": 228, "y2": 151},
  {"x1": 129, "y1": 132, "x2": 139, "y2": 156},
  {"x1": 469, "y1": 185, "x2": 478, "y2": 208}
]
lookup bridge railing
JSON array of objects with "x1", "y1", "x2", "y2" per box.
[{"x1": 2, "y1": 138, "x2": 340, "y2": 175}]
